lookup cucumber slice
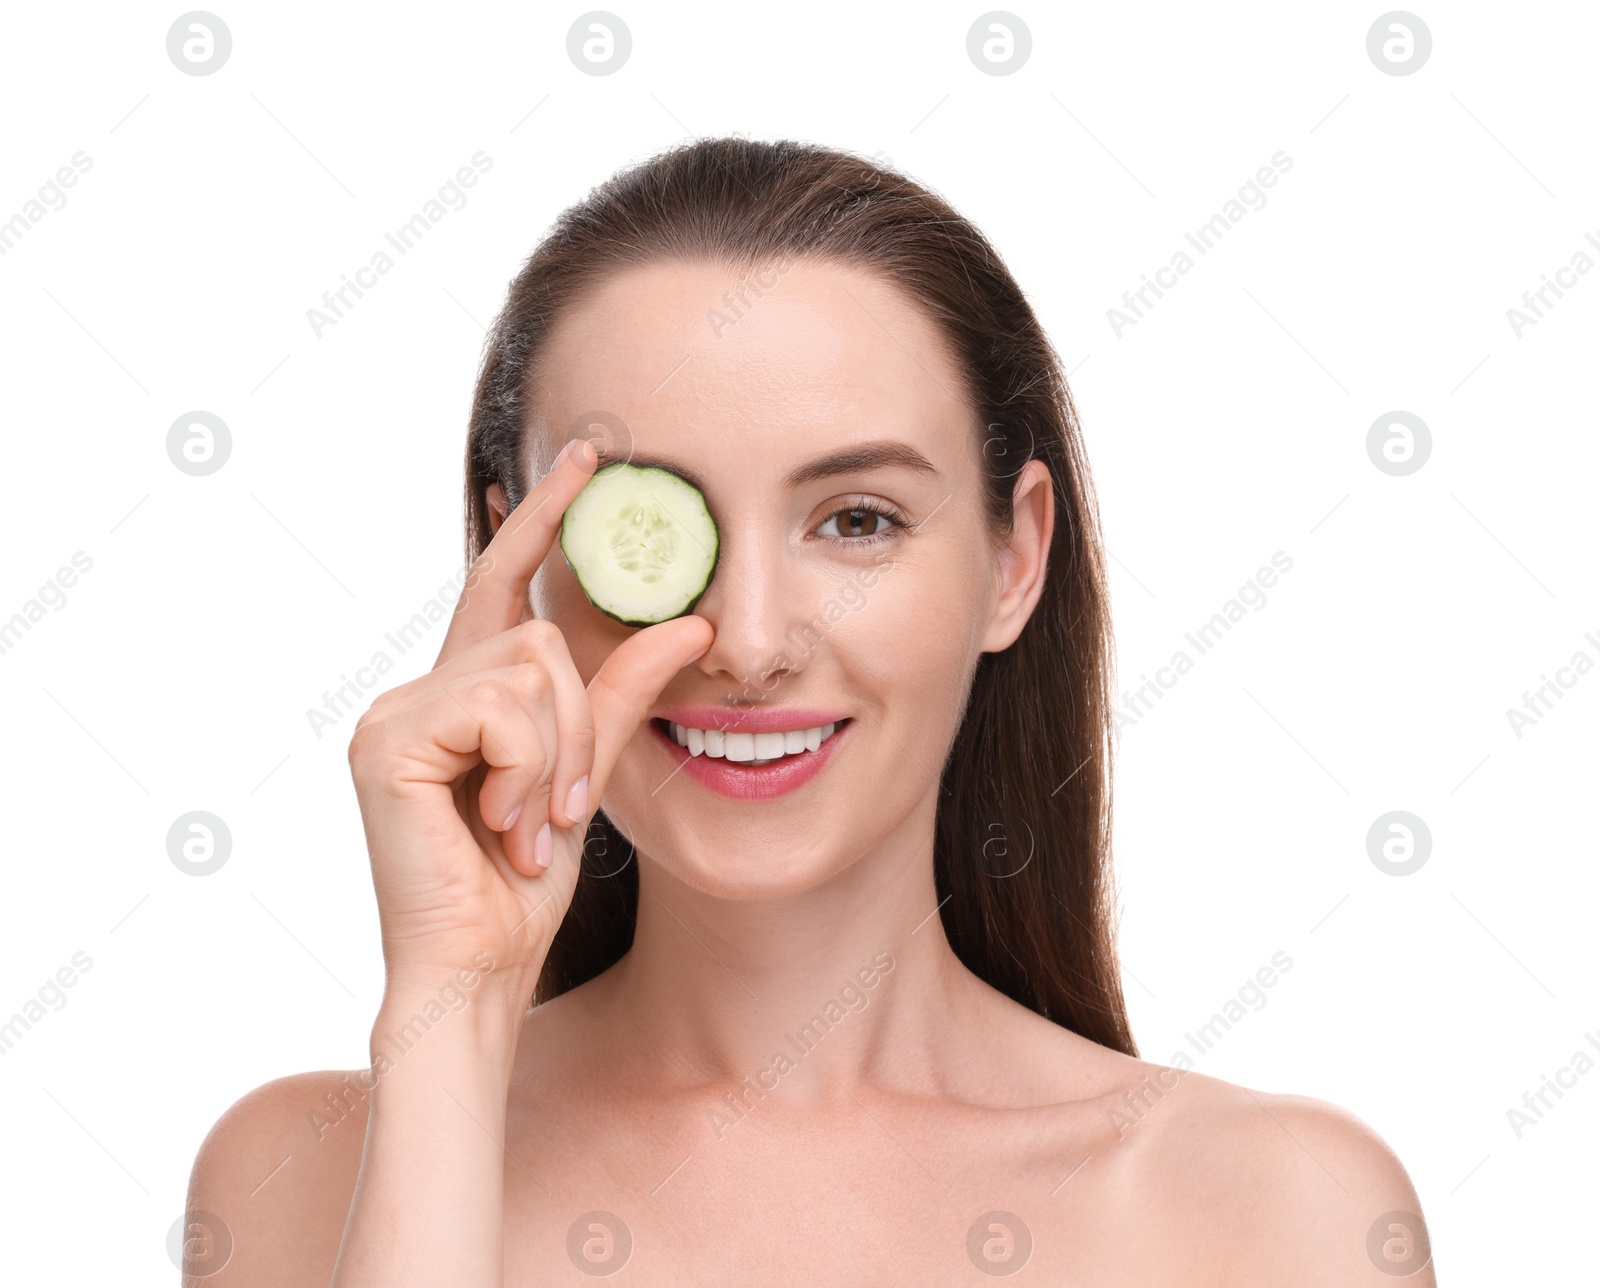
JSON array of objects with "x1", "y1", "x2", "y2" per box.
[{"x1": 559, "y1": 461, "x2": 719, "y2": 626}]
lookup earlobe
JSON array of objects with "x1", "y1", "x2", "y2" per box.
[
  {"x1": 979, "y1": 460, "x2": 1054, "y2": 654},
  {"x1": 486, "y1": 483, "x2": 509, "y2": 536}
]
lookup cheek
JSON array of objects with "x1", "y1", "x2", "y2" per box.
[
  {"x1": 826, "y1": 558, "x2": 981, "y2": 726},
  {"x1": 853, "y1": 621, "x2": 969, "y2": 724}
]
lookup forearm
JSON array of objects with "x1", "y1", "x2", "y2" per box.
[{"x1": 330, "y1": 977, "x2": 532, "y2": 1288}]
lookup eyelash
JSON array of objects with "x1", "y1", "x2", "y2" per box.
[{"x1": 814, "y1": 497, "x2": 910, "y2": 547}]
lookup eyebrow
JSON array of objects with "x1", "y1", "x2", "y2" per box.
[
  {"x1": 783, "y1": 440, "x2": 941, "y2": 489},
  {"x1": 603, "y1": 439, "x2": 940, "y2": 494}
]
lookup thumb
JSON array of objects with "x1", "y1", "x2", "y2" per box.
[{"x1": 584, "y1": 615, "x2": 715, "y2": 810}]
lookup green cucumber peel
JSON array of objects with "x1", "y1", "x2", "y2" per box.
[{"x1": 558, "y1": 460, "x2": 720, "y2": 627}]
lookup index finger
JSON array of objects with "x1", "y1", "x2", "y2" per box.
[{"x1": 438, "y1": 436, "x2": 596, "y2": 664}]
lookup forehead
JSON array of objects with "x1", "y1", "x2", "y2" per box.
[{"x1": 530, "y1": 256, "x2": 974, "y2": 460}]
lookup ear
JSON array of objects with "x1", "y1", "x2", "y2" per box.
[
  {"x1": 485, "y1": 481, "x2": 538, "y2": 625},
  {"x1": 486, "y1": 482, "x2": 510, "y2": 537},
  {"x1": 978, "y1": 459, "x2": 1054, "y2": 655}
]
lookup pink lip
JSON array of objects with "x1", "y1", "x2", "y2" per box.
[
  {"x1": 653, "y1": 706, "x2": 849, "y2": 734},
  {"x1": 648, "y1": 715, "x2": 851, "y2": 800}
]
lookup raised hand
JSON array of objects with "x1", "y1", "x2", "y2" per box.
[{"x1": 345, "y1": 436, "x2": 714, "y2": 998}]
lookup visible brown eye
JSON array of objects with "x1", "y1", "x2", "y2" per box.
[{"x1": 814, "y1": 499, "x2": 908, "y2": 546}]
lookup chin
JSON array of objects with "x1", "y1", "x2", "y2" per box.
[
  {"x1": 603, "y1": 757, "x2": 858, "y2": 901},
  {"x1": 620, "y1": 814, "x2": 851, "y2": 901}
]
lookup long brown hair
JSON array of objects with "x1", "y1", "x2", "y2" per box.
[{"x1": 463, "y1": 137, "x2": 1135, "y2": 1057}]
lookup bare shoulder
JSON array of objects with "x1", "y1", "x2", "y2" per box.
[
  {"x1": 983, "y1": 996, "x2": 1435, "y2": 1286},
  {"x1": 1128, "y1": 1067, "x2": 1436, "y2": 1285},
  {"x1": 183, "y1": 1068, "x2": 371, "y2": 1284}
]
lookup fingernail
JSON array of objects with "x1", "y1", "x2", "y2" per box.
[
  {"x1": 686, "y1": 647, "x2": 709, "y2": 664},
  {"x1": 534, "y1": 821, "x2": 553, "y2": 870},
  {"x1": 565, "y1": 775, "x2": 589, "y2": 822},
  {"x1": 553, "y1": 438, "x2": 578, "y2": 469},
  {"x1": 504, "y1": 802, "x2": 523, "y2": 831}
]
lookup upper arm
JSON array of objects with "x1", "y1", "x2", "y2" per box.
[
  {"x1": 182, "y1": 1069, "x2": 370, "y2": 1286},
  {"x1": 1227, "y1": 1091, "x2": 1435, "y2": 1286}
]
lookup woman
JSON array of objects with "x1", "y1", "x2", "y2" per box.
[{"x1": 186, "y1": 138, "x2": 1433, "y2": 1284}]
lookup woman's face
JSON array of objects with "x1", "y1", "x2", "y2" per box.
[{"x1": 514, "y1": 256, "x2": 1051, "y2": 898}]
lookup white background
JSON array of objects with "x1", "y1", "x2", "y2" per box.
[{"x1": 1, "y1": 0, "x2": 1594, "y2": 1281}]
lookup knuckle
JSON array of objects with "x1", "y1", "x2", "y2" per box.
[
  {"x1": 516, "y1": 664, "x2": 551, "y2": 701},
  {"x1": 460, "y1": 679, "x2": 507, "y2": 709},
  {"x1": 346, "y1": 716, "x2": 388, "y2": 771},
  {"x1": 518, "y1": 617, "x2": 562, "y2": 650},
  {"x1": 361, "y1": 685, "x2": 402, "y2": 718}
]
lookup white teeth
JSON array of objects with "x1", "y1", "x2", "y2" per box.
[{"x1": 666, "y1": 719, "x2": 841, "y2": 761}]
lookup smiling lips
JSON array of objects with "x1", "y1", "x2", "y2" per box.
[
  {"x1": 648, "y1": 710, "x2": 852, "y2": 799},
  {"x1": 660, "y1": 717, "x2": 846, "y2": 763}
]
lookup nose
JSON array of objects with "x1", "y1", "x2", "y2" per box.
[{"x1": 686, "y1": 519, "x2": 804, "y2": 699}]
